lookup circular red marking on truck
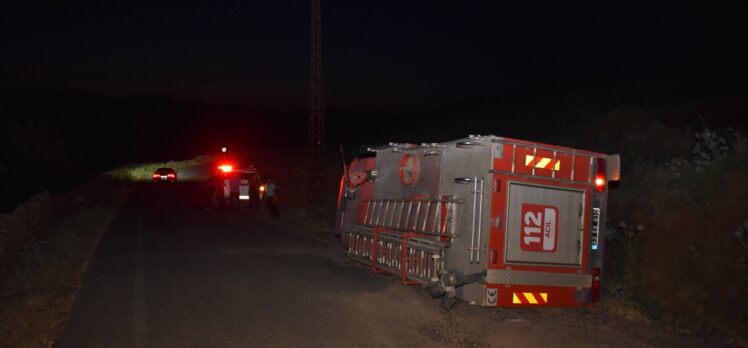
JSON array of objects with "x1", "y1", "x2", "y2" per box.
[{"x1": 399, "y1": 154, "x2": 419, "y2": 186}]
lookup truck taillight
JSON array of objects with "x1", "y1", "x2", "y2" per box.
[
  {"x1": 594, "y1": 158, "x2": 606, "y2": 192},
  {"x1": 591, "y1": 267, "x2": 601, "y2": 303}
]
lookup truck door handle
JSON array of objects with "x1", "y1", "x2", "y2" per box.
[
  {"x1": 454, "y1": 178, "x2": 477, "y2": 184},
  {"x1": 456, "y1": 141, "x2": 483, "y2": 147}
]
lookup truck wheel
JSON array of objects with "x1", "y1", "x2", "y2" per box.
[
  {"x1": 429, "y1": 285, "x2": 445, "y2": 299},
  {"x1": 440, "y1": 296, "x2": 456, "y2": 310}
]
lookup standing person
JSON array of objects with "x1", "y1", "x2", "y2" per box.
[
  {"x1": 265, "y1": 179, "x2": 279, "y2": 217},
  {"x1": 227, "y1": 173, "x2": 240, "y2": 210},
  {"x1": 204, "y1": 174, "x2": 218, "y2": 210},
  {"x1": 211, "y1": 173, "x2": 225, "y2": 210},
  {"x1": 271, "y1": 185, "x2": 281, "y2": 217},
  {"x1": 249, "y1": 175, "x2": 261, "y2": 211}
]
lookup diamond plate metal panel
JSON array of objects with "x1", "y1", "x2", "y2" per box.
[
  {"x1": 438, "y1": 137, "x2": 494, "y2": 277},
  {"x1": 438, "y1": 139, "x2": 493, "y2": 189},
  {"x1": 485, "y1": 269, "x2": 592, "y2": 288}
]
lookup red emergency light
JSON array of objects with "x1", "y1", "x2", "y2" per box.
[
  {"x1": 218, "y1": 164, "x2": 233, "y2": 173},
  {"x1": 590, "y1": 267, "x2": 602, "y2": 303},
  {"x1": 594, "y1": 158, "x2": 606, "y2": 193}
]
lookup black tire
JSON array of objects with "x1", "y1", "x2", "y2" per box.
[
  {"x1": 340, "y1": 232, "x2": 349, "y2": 249},
  {"x1": 440, "y1": 296, "x2": 456, "y2": 310},
  {"x1": 429, "y1": 285, "x2": 445, "y2": 299}
]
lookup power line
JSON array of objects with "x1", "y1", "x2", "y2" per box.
[
  {"x1": 307, "y1": 0, "x2": 325, "y2": 204},
  {"x1": 308, "y1": 0, "x2": 324, "y2": 152}
]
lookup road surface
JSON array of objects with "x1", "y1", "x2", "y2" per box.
[{"x1": 56, "y1": 178, "x2": 709, "y2": 348}]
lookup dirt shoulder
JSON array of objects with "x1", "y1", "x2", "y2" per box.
[
  {"x1": 254, "y1": 212, "x2": 735, "y2": 347},
  {"x1": 0, "y1": 180, "x2": 130, "y2": 348},
  {"x1": 266, "y1": 208, "x2": 742, "y2": 347}
]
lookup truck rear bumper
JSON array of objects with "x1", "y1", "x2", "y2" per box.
[{"x1": 485, "y1": 269, "x2": 591, "y2": 288}]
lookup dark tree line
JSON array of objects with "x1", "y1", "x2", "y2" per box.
[{"x1": 0, "y1": 106, "x2": 78, "y2": 213}]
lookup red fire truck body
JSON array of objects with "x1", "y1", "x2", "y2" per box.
[{"x1": 335, "y1": 135, "x2": 620, "y2": 308}]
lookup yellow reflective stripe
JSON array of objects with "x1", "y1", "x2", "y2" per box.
[
  {"x1": 524, "y1": 292, "x2": 538, "y2": 304},
  {"x1": 526, "y1": 155, "x2": 561, "y2": 171},
  {"x1": 513, "y1": 292, "x2": 548, "y2": 304},
  {"x1": 525, "y1": 155, "x2": 534, "y2": 166},
  {"x1": 536, "y1": 158, "x2": 551, "y2": 168}
]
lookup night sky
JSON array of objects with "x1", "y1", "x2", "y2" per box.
[
  {"x1": 3, "y1": 1, "x2": 746, "y2": 112},
  {"x1": 1, "y1": 1, "x2": 748, "y2": 211}
]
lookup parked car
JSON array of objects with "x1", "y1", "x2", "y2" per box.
[{"x1": 152, "y1": 168, "x2": 177, "y2": 183}]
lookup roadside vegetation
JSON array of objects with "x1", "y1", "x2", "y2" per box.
[
  {"x1": 0, "y1": 106, "x2": 134, "y2": 347},
  {"x1": 560, "y1": 106, "x2": 748, "y2": 342},
  {"x1": 0, "y1": 180, "x2": 130, "y2": 347},
  {"x1": 0, "y1": 106, "x2": 78, "y2": 213}
]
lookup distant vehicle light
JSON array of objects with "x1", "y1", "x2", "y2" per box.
[
  {"x1": 218, "y1": 164, "x2": 233, "y2": 173},
  {"x1": 167, "y1": 173, "x2": 175, "y2": 178},
  {"x1": 259, "y1": 185, "x2": 266, "y2": 192}
]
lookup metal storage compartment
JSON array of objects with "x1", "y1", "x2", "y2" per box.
[{"x1": 504, "y1": 182, "x2": 585, "y2": 267}]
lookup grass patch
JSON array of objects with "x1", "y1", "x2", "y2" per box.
[{"x1": 106, "y1": 155, "x2": 213, "y2": 181}]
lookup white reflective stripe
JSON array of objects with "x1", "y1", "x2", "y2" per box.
[
  {"x1": 239, "y1": 195, "x2": 250, "y2": 200},
  {"x1": 543, "y1": 208, "x2": 557, "y2": 251}
]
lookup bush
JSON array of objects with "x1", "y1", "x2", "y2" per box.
[{"x1": 569, "y1": 105, "x2": 748, "y2": 337}]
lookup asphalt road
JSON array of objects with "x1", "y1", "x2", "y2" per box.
[
  {"x1": 54, "y1": 181, "x2": 460, "y2": 348},
  {"x1": 54, "y1": 174, "x2": 710, "y2": 348}
]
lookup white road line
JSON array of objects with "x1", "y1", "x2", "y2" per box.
[
  {"x1": 133, "y1": 212, "x2": 148, "y2": 348},
  {"x1": 256, "y1": 215, "x2": 336, "y2": 246}
]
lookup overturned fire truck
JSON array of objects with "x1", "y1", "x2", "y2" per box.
[{"x1": 335, "y1": 135, "x2": 620, "y2": 309}]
